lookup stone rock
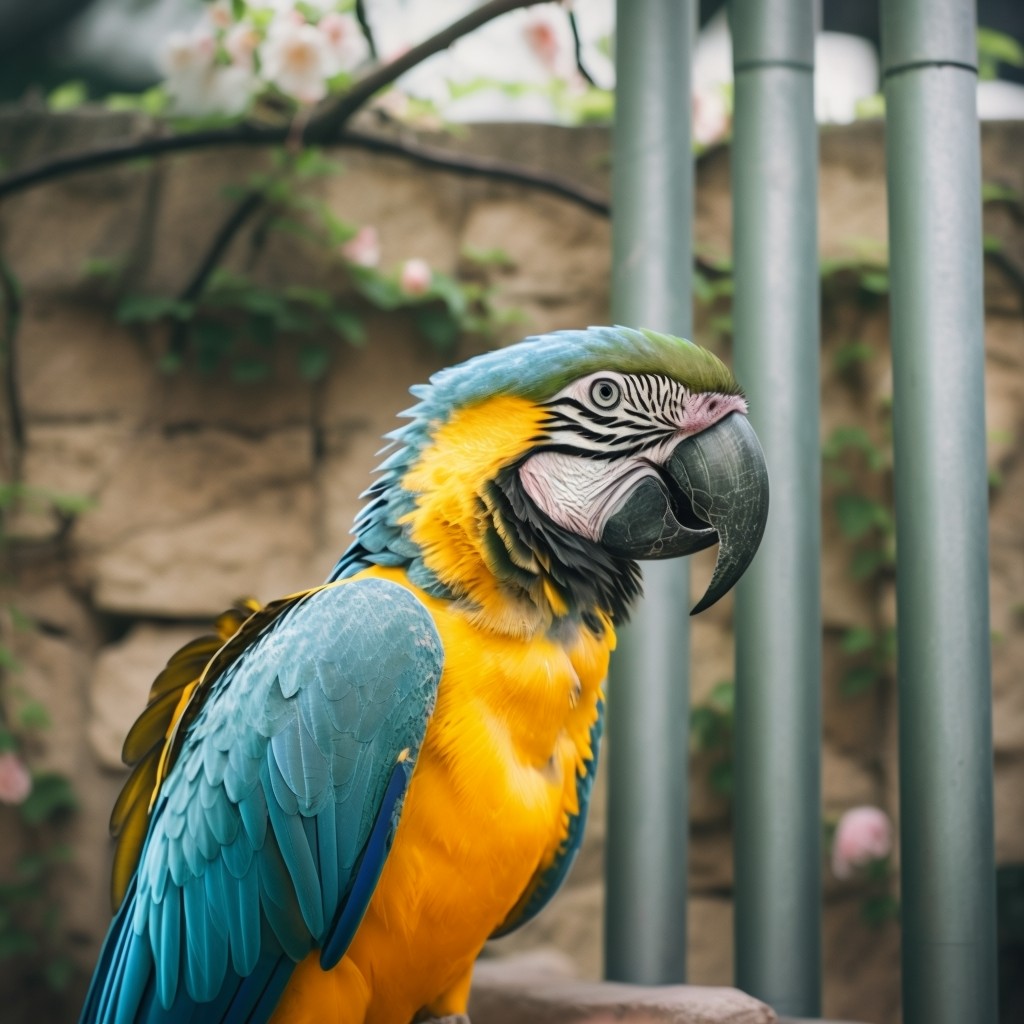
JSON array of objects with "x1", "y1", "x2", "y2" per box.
[
  {"x1": 470, "y1": 952, "x2": 776, "y2": 1024},
  {"x1": 88, "y1": 622, "x2": 203, "y2": 771},
  {"x1": 16, "y1": 299, "x2": 155, "y2": 423},
  {"x1": 820, "y1": 896, "x2": 900, "y2": 1024},
  {"x1": 690, "y1": 828, "x2": 734, "y2": 893},
  {"x1": 0, "y1": 112, "x2": 157, "y2": 295},
  {"x1": 994, "y1": 754, "x2": 1024, "y2": 866},
  {"x1": 5, "y1": 421, "x2": 129, "y2": 541},
  {"x1": 88, "y1": 484, "x2": 318, "y2": 617}
]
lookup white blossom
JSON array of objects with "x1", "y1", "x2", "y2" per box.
[
  {"x1": 260, "y1": 16, "x2": 335, "y2": 104},
  {"x1": 400, "y1": 258, "x2": 432, "y2": 295}
]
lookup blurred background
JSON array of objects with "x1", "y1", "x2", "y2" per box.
[{"x1": 0, "y1": 2, "x2": 1022, "y2": 1023}]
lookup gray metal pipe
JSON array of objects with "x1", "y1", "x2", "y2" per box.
[
  {"x1": 880, "y1": 2, "x2": 998, "y2": 1022},
  {"x1": 728, "y1": 0, "x2": 822, "y2": 1015},
  {"x1": 605, "y1": 0, "x2": 695, "y2": 985}
]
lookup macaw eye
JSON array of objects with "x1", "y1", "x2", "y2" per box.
[{"x1": 590, "y1": 378, "x2": 621, "y2": 409}]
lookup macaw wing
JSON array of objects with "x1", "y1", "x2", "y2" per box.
[
  {"x1": 490, "y1": 699, "x2": 605, "y2": 937},
  {"x1": 81, "y1": 577, "x2": 443, "y2": 1024}
]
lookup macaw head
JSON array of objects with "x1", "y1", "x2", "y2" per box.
[{"x1": 334, "y1": 326, "x2": 768, "y2": 632}]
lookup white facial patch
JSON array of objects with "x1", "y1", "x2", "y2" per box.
[
  {"x1": 518, "y1": 451, "x2": 661, "y2": 540},
  {"x1": 515, "y1": 370, "x2": 748, "y2": 540}
]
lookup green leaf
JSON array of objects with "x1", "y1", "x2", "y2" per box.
[
  {"x1": 17, "y1": 700, "x2": 51, "y2": 731},
  {"x1": 283, "y1": 285, "x2": 333, "y2": 311},
  {"x1": 854, "y1": 93, "x2": 885, "y2": 120},
  {"x1": 862, "y1": 893, "x2": 900, "y2": 927},
  {"x1": 977, "y1": 27, "x2": 1024, "y2": 80},
  {"x1": 292, "y1": 148, "x2": 340, "y2": 179},
  {"x1": 47, "y1": 80, "x2": 88, "y2": 112},
  {"x1": 983, "y1": 234, "x2": 1003, "y2": 255},
  {"x1": 191, "y1": 320, "x2": 233, "y2": 374},
  {"x1": 0, "y1": 932, "x2": 37, "y2": 957},
  {"x1": 0, "y1": 646, "x2": 21, "y2": 671},
  {"x1": 230, "y1": 359, "x2": 271, "y2": 383},
  {"x1": 841, "y1": 665, "x2": 879, "y2": 696},
  {"x1": 849, "y1": 547, "x2": 891, "y2": 581},
  {"x1": 297, "y1": 345, "x2": 331, "y2": 380},
  {"x1": 982, "y1": 181, "x2": 1022, "y2": 204},
  {"x1": 835, "y1": 493, "x2": 882, "y2": 539},
  {"x1": 414, "y1": 307, "x2": 460, "y2": 350},
  {"x1": 858, "y1": 269, "x2": 889, "y2": 294},
  {"x1": 690, "y1": 706, "x2": 723, "y2": 751},
  {"x1": 461, "y1": 246, "x2": 515, "y2": 269},
  {"x1": 116, "y1": 295, "x2": 194, "y2": 324},
  {"x1": 43, "y1": 489, "x2": 94, "y2": 516},
  {"x1": 841, "y1": 626, "x2": 876, "y2": 655},
  {"x1": 45, "y1": 956, "x2": 75, "y2": 991},
  {"x1": 709, "y1": 759, "x2": 733, "y2": 798},
  {"x1": 105, "y1": 86, "x2": 168, "y2": 116},
  {"x1": 327, "y1": 308, "x2": 366, "y2": 346},
  {"x1": 708, "y1": 680, "x2": 735, "y2": 715},
  {"x1": 20, "y1": 773, "x2": 76, "y2": 825},
  {"x1": 350, "y1": 268, "x2": 402, "y2": 310},
  {"x1": 80, "y1": 258, "x2": 122, "y2": 281},
  {"x1": 833, "y1": 341, "x2": 874, "y2": 373}
]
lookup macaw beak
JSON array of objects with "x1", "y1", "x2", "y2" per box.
[{"x1": 600, "y1": 411, "x2": 769, "y2": 614}]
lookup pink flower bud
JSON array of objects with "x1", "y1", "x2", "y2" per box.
[
  {"x1": 400, "y1": 258, "x2": 432, "y2": 296},
  {"x1": 340, "y1": 226, "x2": 380, "y2": 268},
  {"x1": 0, "y1": 751, "x2": 32, "y2": 805},
  {"x1": 832, "y1": 806, "x2": 893, "y2": 879}
]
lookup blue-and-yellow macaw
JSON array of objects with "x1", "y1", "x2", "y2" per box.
[{"x1": 81, "y1": 326, "x2": 768, "y2": 1024}]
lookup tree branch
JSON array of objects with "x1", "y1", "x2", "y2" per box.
[
  {"x1": 0, "y1": 0, "x2": 543, "y2": 203},
  {"x1": 335, "y1": 127, "x2": 610, "y2": 214},
  {"x1": 354, "y1": 0, "x2": 378, "y2": 60},
  {"x1": 305, "y1": 0, "x2": 541, "y2": 141}
]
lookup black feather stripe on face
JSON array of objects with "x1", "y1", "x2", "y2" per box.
[{"x1": 489, "y1": 466, "x2": 642, "y2": 623}]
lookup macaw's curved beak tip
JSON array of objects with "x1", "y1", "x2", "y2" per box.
[
  {"x1": 674, "y1": 412, "x2": 769, "y2": 614},
  {"x1": 599, "y1": 412, "x2": 769, "y2": 611}
]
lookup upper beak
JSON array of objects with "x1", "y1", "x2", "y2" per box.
[{"x1": 600, "y1": 412, "x2": 769, "y2": 614}]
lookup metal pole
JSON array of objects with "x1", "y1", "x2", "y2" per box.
[
  {"x1": 605, "y1": 0, "x2": 695, "y2": 985},
  {"x1": 728, "y1": 0, "x2": 821, "y2": 1015},
  {"x1": 880, "y1": 3, "x2": 998, "y2": 1023}
]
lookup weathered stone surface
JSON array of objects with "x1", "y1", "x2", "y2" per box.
[
  {"x1": 820, "y1": 896, "x2": 900, "y2": 1024},
  {"x1": 0, "y1": 112, "x2": 157, "y2": 295},
  {"x1": 88, "y1": 484, "x2": 318, "y2": 616},
  {"x1": 16, "y1": 299, "x2": 155, "y2": 422},
  {"x1": 89, "y1": 622, "x2": 203, "y2": 770},
  {"x1": 470, "y1": 953, "x2": 776, "y2": 1024}
]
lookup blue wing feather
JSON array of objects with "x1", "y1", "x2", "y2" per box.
[{"x1": 81, "y1": 577, "x2": 443, "y2": 1023}]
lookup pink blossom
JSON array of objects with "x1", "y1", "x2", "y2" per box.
[
  {"x1": 523, "y1": 11, "x2": 562, "y2": 74},
  {"x1": 400, "y1": 258, "x2": 432, "y2": 296},
  {"x1": 225, "y1": 23, "x2": 261, "y2": 69},
  {"x1": 832, "y1": 806, "x2": 893, "y2": 879},
  {"x1": 0, "y1": 751, "x2": 32, "y2": 805},
  {"x1": 207, "y1": 1, "x2": 234, "y2": 31},
  {"x1": 319, "y1": 12, "x2": 368, "y2": 74},
  {"x1": 160, "y1": 28, "x2": 216, "y2": 79},
  {"x1": 340, "y1": 226, "x2": 380, "y2": 268},
  {"x1": 693, "y1": 85, "x2": 731, "y2": 148}
]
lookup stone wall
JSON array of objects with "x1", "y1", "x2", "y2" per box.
[{"x1": 0, "y1": 111, "x2": 1021, "y2": 1024}]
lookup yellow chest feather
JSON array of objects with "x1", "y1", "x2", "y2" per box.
[{"x1": 273, "y1": 566, "x2": 613, "y2": 1024}]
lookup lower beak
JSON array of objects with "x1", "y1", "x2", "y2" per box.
[{"x1": 600, "y1": 412, "x2": 769, "y2": 613}]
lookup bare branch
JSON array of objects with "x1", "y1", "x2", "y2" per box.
[
  {"x1": 355, "y1": 0, "x2": 378, "y2": 60},
  {"x1": 568, "y1": 10, "x2": 598, "y2": 88},
  {"x1": 335, "y1": 127, "x2": 609, "y2": 215},
  {"x1": 305, "y1": 0, "x2": 541, "y2": 141}
]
